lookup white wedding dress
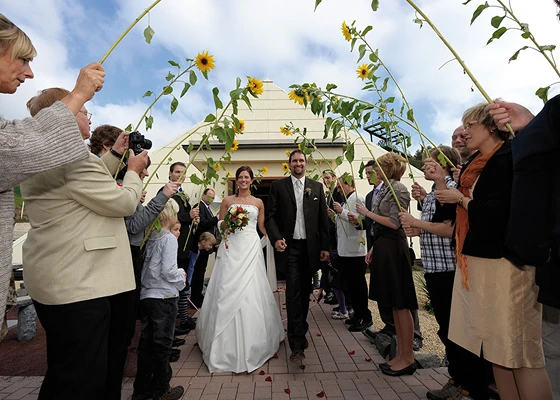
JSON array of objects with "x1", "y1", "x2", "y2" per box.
[{"x1": 195, "y1": 204, "x2": 285, "y2": 373}]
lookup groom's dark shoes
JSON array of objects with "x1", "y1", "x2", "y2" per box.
[
  {"x1": 289, "y1": 349, "x2": 305, "y2": 362},
  {"x1": 348, "y1": 318, "x2": 373, "y2": 332}
]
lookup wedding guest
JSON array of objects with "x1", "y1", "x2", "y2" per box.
[
  {"x1": 361, "y1": 152, "x2": 418, "y2": 376},
  {"x1": 331, "y1": 175, "x2": 371, "y2": 328},
  {"x1": 436, "y1": 102, "x2": 552, "y2": 400},
  {"x1": 399, "y1": 146, "x2": 490, "y2": 400},
  {"x1": 89, "y1": 124, "x2": 121, "y2": 156},
  {"x1": 487, "y1": 98, "x2": 560, "y2": 400},
  {"x1": 359, "y1": 161, "x2": 423, "y2": 350},
  {"x1": 188, "y1": 188, "x2": 218, "y2": 310},
  {"x1": 133, "y1": 200, "x2": 186, "y2": 400},
  {"x1": 320, "y1": 169, "x2": 341, "y2": 304},
  {"x1": 21, "y1": 87, "x2": 147, "y2": 399},
  {"x1": 0, "y1": 14, "x2": 104, "y2": 339}
]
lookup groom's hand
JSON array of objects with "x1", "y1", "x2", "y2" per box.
[
  {"x1": 275, "y1": 239, "x2": 287, "y2": 252},
  {"x1": 320, "y1": 251, "x2": 329, "y2": 262}
]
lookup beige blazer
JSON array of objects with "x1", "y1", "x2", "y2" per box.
[{"x1": 20, "y1": 152, "x2": 142, "y2": 305}]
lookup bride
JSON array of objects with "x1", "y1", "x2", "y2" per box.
[{"x1": 195, "y1": 166, "x2": 285, "y2": 373}]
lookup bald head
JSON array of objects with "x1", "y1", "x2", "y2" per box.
[{"x1": 451, "y1": 125, "x2": 474, "y2": 162}]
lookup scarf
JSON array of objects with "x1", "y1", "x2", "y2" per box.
[{"x1": 456, "y1": 141, "x2": 504, "y2": 290}]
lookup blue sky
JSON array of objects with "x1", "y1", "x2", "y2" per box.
[{"x1": 1, "y1": 0, "x2": 559, "y2": 150}]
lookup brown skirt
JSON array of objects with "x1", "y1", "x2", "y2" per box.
[{"x1": 448, "y1": 256, "x2": 544, "y2": 369}]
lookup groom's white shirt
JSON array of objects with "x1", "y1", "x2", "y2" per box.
[{"x1": 291, "y1": 175, "x2": 306, "y2": 239}]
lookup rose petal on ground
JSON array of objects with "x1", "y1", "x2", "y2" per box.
[
  {"x1": 265, "y1": 376, "x2": 272, "y2": 382},
  {"x1": 365, "y1": 357, "x2": 372, "y2": 362},
  {"x1": 285, "y1": 388, "x2": 291, "y2": 394},
  {"x1": 259, "y1": 370, "x2": 265, "y2": 375},
  {"x1": 348, "y1": 350, "x2": 355, "y2": 355},
  {"x1": 317, "y1": 391, "x2": 325, "y2": 398}
]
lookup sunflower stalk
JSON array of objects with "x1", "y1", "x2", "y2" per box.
[
  {"x1": 100, "y1": 0, "x2": 163, "y2": 65},
  {"x1": 403, "y1": 0, "x2": 515, "y2": 136}
]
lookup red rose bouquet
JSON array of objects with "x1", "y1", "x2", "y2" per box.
[{"x1": 220, "y1": 205, "x2": 250, "y2": 248}]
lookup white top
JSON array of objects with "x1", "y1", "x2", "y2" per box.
[
  {"x1": 291, "y1": 175, "x2": 306, "y2": 240},
  {"x1": 336, "y1": 192, "x2": 367, "y2": 257}
]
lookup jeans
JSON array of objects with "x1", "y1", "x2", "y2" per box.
[{"x1": 134, "y1": 297, "x2": 178, "y2": 398}]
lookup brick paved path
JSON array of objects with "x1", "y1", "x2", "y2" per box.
[{"x1": 0, "y1": 287, "x2": 449, "y2": 399}]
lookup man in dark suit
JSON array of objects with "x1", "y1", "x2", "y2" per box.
[
  {"x1": 189, "y1": 188, "x2": 219, "y2": 308},
  {"x1": 265, "y1": 150, "x2": 330, "y2": 361}
]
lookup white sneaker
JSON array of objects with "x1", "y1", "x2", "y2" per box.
[{"x1": 332, "y1": 311, "x2": 349, "y2": 319}]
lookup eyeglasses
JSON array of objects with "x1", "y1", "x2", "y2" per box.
[
  {"x1": 463, "y1": 120, "x2": 477, "y2": 130},
  {"x1": 79, "y1": 110, "x2": 92, "y2": 121}
]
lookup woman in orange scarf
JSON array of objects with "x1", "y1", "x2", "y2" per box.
[{"x1": 435, "y1": 103, "x2": 551, "y2": 400}]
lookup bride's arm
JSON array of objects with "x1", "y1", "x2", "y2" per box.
[
  {"x1": 257, "y1": 199, "x2": 267, "y2": 236},
  {"x1": 218, "y1": 197, "x2": 230, "y2": 229}
]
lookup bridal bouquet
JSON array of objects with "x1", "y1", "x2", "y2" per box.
[{"x1": 220, "y1": 205, "x2": 250, "y2": 248}]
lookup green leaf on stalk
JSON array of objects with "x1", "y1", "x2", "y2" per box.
[
  {"x1": 371, "y1": 0, "x2": 379, "y2": 11},
  {"x1": 142, "y1": 90, "x2": 153, "y2": 98},
  {"x1": 189, "y1": 70, "x2": 197, "y2": 85},
  {"x1": 145, "y1": 115, "x2": 154, "y2": 130},
  {"x1": 212, "y1": 87, "x2": 223, "y2": 110},
  {"x1": 144, "y1": 25, "x2": 155, "y2": 44},
  {"x1": 363, "y1": 112, "x2": 371, "y2": 125},
  {"x1": 462, "y1": 0, "x2": 472, "y2": 4},
  {"x1": 362, "y1": 25, "x2": 373, "y2": 36},
  {"x1": 345, "y1": 142, "x2": 355, "y2": 163},
  {"x1": 470, "y1": 2, "x2": 489, "y2": 25},
  {"x1": 190, "y1": 174, "x2": 204, "y2": 185},
  {"x1": 332, "y1": 120, "x2": 343, "y2": 138},
  {"x1": 314, "y1": 0, "x2": 322, "y2": 11},
  {"x1": 386, "y1": 96, "x2": 395, "y2": 103},
  {"x1": 212, "y1": 126, "x2": 226, "y2": 143},
  {"x1": 406, "y1": 136, "x2": 412, "y2": 148},
  {"x1": 162, "y1": 85, "x2": 173, "y2": 95},
  {"x1": 357, "y1": 44, "x2": 367, "y2": 63},
  {"x1": 381, "y1": 77, "x2": 389, "y2": 92},
  {"x1": 536, "y1": 86, "x2": 550, "y2": 104},
  {"x1": 170, "y1": 97, "x2": 179, "y2": 114},
  {"x1": 539, "y1": 45, "x2": 557, "y2": 52},
  {"x1": 407, "y1": 108, "x2": 415, "y2": 123},
  {"x1": 437, "y1": 152, "x2": 448, "y2": 168},
  {"x1": 326, "y1": 83, "x2": 338, "y2": 91},
  {"x1": 186, "y1": 142, "x2": 194, "y2": 153},
  {"x1": 202, "y1": 71, "x2": 209, "y2": 80},
  {"x1": 324, "y1": 117, "x2": 333, "y2": 139},
  {"x1": 369, "y1": 169, "x2": 377, "y2": 184},
  {"x1": 168, "y1": 60, "x2": 180, "y2": 68},
  {"x1": 369, "y1": 50, "x2": 378, "y2": 63},
  {"x1": 413, "y1": 18, "x2": 423, "y2": 28},
  {"x1": 509, "y1": 46, "x2": 528, "y2": 62},
  {"x1": 236, "y1": 77, "x2": 241, "y2": 89},
  {"x1": 350, "y1": 38, "x2": 357, "y2": 52},
  {"x1": 491, "y1": 15, "x2": 505, "y2": 28},
  {"x1": 335, "y1": 156, "x2": 344, "y2": 166},
  {"x1": 241, "y1": 93, "x2": 253, "y2": 110},
  {"x1": 487, "y1": 27, "x2": 507, "y2": 45},
  {"x1": 165, "y1": 72, "x2": 175, "y2": 81},
  {"x1": 180, "y1": 83, "x2": 191, "y2": 98},
  {"x1": 521, "y1": 31, "x2": 531, "y2": 39},
  {"x1": 125, "y1": 124, "x2": 133, "y2": 132}
]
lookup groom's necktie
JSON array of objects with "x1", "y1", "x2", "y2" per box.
[{"x1": 293, "y1": 178, "x2": 306, "y2": 239}]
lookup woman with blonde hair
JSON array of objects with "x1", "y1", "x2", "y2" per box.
[
  {"x1": 436, "y1": 102, "x2": 552, "y2": 400},
  {"x1": 357, "y1": 152, "x2": 418, "y2": 376},
  {"x1": 0, "y1": 13, "x2": 105, "y2": 341}
]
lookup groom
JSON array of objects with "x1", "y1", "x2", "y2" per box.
[{"x1": 266, "y1": 150, "x2": 330, "y2": 361}]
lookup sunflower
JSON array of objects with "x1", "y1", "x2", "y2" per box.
[
  {"x1": 234, "y1": 119, "x2": 245, "y2": 134},
  {"x1": 285, "y1": 150, "x2": 291, "y2": 158},
  {"x1": 288, "y1": 89, "x2": 309, "y2": 105},
  {"x1": 262, "y1": 166, "x2": 269, "y2": 175},
  {"x1": 341, "y1": 21, "x2": 352, "y2": 41},
  {"x1": 226, "y1": 170, "x2": 232, "y2": 177},
  {"x1": 247, "y1": 77, "x2": 264, "y2": 96},
  {"x1": 213, "y1": 162, "x2": 221, "y2": 170},
  {"x1": 297, "y1": 143, "x2": 302, "y2": 150},
  {"x1": 356, "y1": 64, "x2": 370, "y2": 80},
  {"x1": 280, "y1": 126, "x2": 292, "y2": 136},
  {"x1": 195, "y1": 51, "x2": 215, "y2": 73},
  {"x1": 282, "y1": 162, "x2": 290, "y2": 173},
  {"x1": 230, "y1": 140, "x2": 239, "y2": 152}
]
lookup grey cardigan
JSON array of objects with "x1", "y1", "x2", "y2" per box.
[
  {"x1": 0, "y1": 101, "x2": 89, "y2": 338},
  {"x1": 125, "y1": 191, "x2": 170, "y2": 246}
]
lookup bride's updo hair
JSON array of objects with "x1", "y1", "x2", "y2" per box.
[
  {"x1": 235, "y1": 166, "x2": 254, "y2": 180},
  {"x1": 235, "y1": 166, "x2": 254, "y2": 196}
]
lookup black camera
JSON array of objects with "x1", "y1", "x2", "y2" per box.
[{"x1": 129, "y1": 131, "x2": 152, "y2": 155}]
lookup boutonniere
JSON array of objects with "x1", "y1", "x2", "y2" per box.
[{"x1": 305, "y1": 188, "x2": 312, "y2": 197}]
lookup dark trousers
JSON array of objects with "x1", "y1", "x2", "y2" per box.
[
  {"x1": 339, "y1": 255, "x2": 371, "y2": 322},
  {"x1": 189, "y1": 252, "x2": 209, "y2": 308},
  {"x1": 34, "y1": 290, "x2": 135, "y2": 400},
  {"x1": 425, "y1": 272, "x2": 489, "y2": 400},
  {"x1": 319, "y1": 261, "x2": 332, "y2": 293},
  {"x1": 134, "y1": 298, "x2": 178, "y2": 397},
  {"x1": 379, "y1": 303, "x2": 423, "y2": 339},
  {"x1": 285, "y1": 239, "x2": 313, "y2": 351},
  {"x1": 126, "y1": 245, "x2": 145, "y2": 344}
]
